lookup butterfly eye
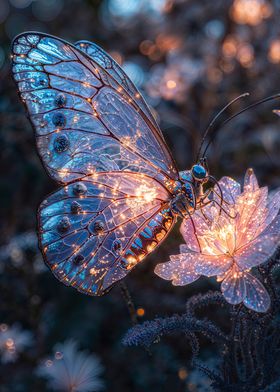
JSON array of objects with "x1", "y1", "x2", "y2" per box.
[{"x1": 191, "y1": 164, "x2": 207, "y2": 181}]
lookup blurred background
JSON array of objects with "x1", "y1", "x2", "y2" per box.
[{"x1": 0, "y1": 0, "x2": 280, "y2": 391}]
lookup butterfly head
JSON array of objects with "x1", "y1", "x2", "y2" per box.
[
  {"x1": 191, "y1": 164, "x2": 207, "y2": 182},
  {"x1": 174, "y1": 158, "x2": 210, "y2": 217},
  {"x1": 191, "y1": 157, "x2": 209, "y2": 183}
]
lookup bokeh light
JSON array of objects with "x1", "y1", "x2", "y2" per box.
[{"x1": 230, "y1": 0, "x2": 272, "y2": 25}]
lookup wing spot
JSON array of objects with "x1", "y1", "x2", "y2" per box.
[
  {"x1": 53, "y1": 134, "x2": 69, "y2": 153},
  {"x1": 55, "y1": 93, "x2": 67, "y2": 108},
  {"x1": 57, "y1": 217, "x2": 71, "y2": 233},
  {"x1": 73, "y1": 183, "x2": 87, "y2": 196},
  {"x1": 73, "y1": 254, "x2": 84, "y2": 265},
  {"x1": 70, "y1": 201, "x2": 82, "y2": 214},
  {"x1": 52, "y1": 112, "x2": 66, "y2": 128},
  {"x1": 92, "y1": 221, "x2": 105, "y2": 235}
]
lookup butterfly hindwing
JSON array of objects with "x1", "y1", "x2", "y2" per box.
[
  {"x1": 11, "y1": 32, "x2": 178, "y2": 186},
  {"x1": 39, "y1": 172, "x2": 175, "y2": 295}
]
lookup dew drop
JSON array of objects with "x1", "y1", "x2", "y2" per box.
[
  {"x1": 70, "y1": 201, "x2": 82, "y2": 214},
  {"x1": 92, "y1": 220, "x2": 105, "y2": 235},
  {"x1": 73, "y1": 183, "x2": 87, "y2": 196},
  {"x1": 55, "y1": 93, "x2": 66, "y2": 108},
  {"x1": 52, "y1": 112, "x2": 66, "y2": 128},
  {"x1": 57, "y1": 217, "x2": 70, "y2": 233},
  {"x1": 53, "y1": 134, "x2": 69, "y2": 153}
]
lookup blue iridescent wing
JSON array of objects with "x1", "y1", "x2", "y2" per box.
[
  {"x1": 75, "y1": 40, "x2": 163, "y2": 137},
  {"x1": 11, "y1": 32, "x2": 178, "y2": 294},
  {"x1": 11, "y1": 32, "x2": 178, "y2": 186},
  {"x1": 39, "y1": 172, "x2": 175, "y2": 295}
]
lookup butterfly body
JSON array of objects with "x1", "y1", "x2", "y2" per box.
[{"x1": 11, "y1": 32, "x2": 211, "y2": 295}]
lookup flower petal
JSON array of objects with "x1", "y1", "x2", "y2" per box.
[
  {"x1": 180, "y1": 215, "x2": 209, "y2": 252},
  {"x1": 236, "y1": 215, "x2": 280, "y2": 270},
  {"x1": 235, "y1": 187, "x2": 268, "y2": 247},
  {"x1": 266, "y1": 189, "x2": 280, "y2": 227},
  {"x1": 214, "y1": 176, "x2": 241, "y2": 205},
  {"x1": 244, "y1": 168, "x2": 259, "y2": 192},
  {"x1": 221, "y1": 265, "x2": 246, "y2": 305},
  {"x1": 194, "y1": 254, "x2": 232, "y2": 277},
  {"x1": 154, "y1": 253, "x2": 201, "y2": 286},
  {"x1": 243, "y1": 272, "x2": 271, "y2": 313}
]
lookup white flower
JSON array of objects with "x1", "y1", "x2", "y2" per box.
[
  {"x1": 0, "y1": 323, "x2": 33, "y2": 363},
  {"x1": 155, "y1": 169, "x2": 280, "y2": 312},
  {"x1": 37, "y1": 340, "x2": 104, "y2": 392}
]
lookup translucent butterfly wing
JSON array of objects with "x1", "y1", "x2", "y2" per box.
[
  {"x1": 11, "y1": 32, "x2": 178, "y2": 294},
  {"x1": 39, "y1": 172, "x2": 175, "y2": 295},
  {"x1": 75, "y1": 40, "x2": 163, "y2": 137},
  {"x1": 11, "y1": 33, "x2": 178, "y2": 186}
]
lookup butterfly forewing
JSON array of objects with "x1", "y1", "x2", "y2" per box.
[
  {"x1": 75, "y1": 40, "x2": 164, "y2": 137},
  {"x1": 12, "y1": 33, "x2": 177, "y2": 186},
  {"x1": 39, "y1": 172, "x2": 175, "y2": 295},
  {"x1": 11, "y1": 32, "x2": 178, "y2": 294}
]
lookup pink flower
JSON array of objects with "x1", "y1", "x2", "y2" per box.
[{"x1": 155, "y1": 169, "x2": 280, "y2": 312}]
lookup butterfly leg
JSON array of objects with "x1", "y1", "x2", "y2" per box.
[
  {"x1": 199, "y1": 204, "x2": 213, "y2": 224},
  {"x1": 182, "y1": 207, "x2": 202, "y2": 252},
  {"x1": 200, "y1": 196, "x2": 236, "y2": 219},
  {"x1": 170, "y1": 192, "x2": 194, "y2": 216}
]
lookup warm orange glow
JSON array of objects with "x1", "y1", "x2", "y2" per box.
[
  {"x1": 268, "y1": 40, "x2": 280, "y2": 63},
  {"x1": 139, "y1": 40, "x2": 154, "y2": 56},
  {"x1": 222, "y1": 36, "x2": 254, "y2": 68},
  {"x1": 136, "y1": 308, "x2": 145, "y2": 317},
  {"x1": 166, "y1": 80, "x2": 177, "y2": 89},
  {"x1": 58, "y1": 168, "x2": 69, "y2": 179},
  {"x1": 155, "y1": 33, "x2": 182, "y2": 53},
  {"x1": 5, "y1": 338, "x2": 15, "y2": 348},
  {"x1": 109, "y1": 51, "x2": 123, "y2": 65},
  {"x1": 126, "y1": 184, "x2": 158, "y2": 212},
  {"x1": 223, "y1": 37, "x2": 238, "y2": 58},
  {"x1": 236, "y1": 44, "x2": 254, "y2": 68},
  {"x1": 178, "y1": 367, "x2": 188, "y2": 380},
  {"x1": 230, "y1": 0, "x2": 272, "y2": 26}
]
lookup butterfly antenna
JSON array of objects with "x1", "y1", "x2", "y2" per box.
[
  {"x1": 196, "y1": 92, "x2": 249, "y2": 161},
  {"x1": 202, "y1": 93, "x2": 280, "y2": 158}
]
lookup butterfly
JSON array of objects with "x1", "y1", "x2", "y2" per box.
[{"x1": 11, "y1": 32, "x2": 219, "y2": 296}]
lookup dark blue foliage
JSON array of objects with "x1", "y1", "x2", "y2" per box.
[{"x1": 123, "y1": 250, "x2": 280, "y2": 392}]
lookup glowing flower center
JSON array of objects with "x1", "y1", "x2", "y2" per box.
[{"x1": 201, "y1": 220, "x2": 237, "y2": 257}]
